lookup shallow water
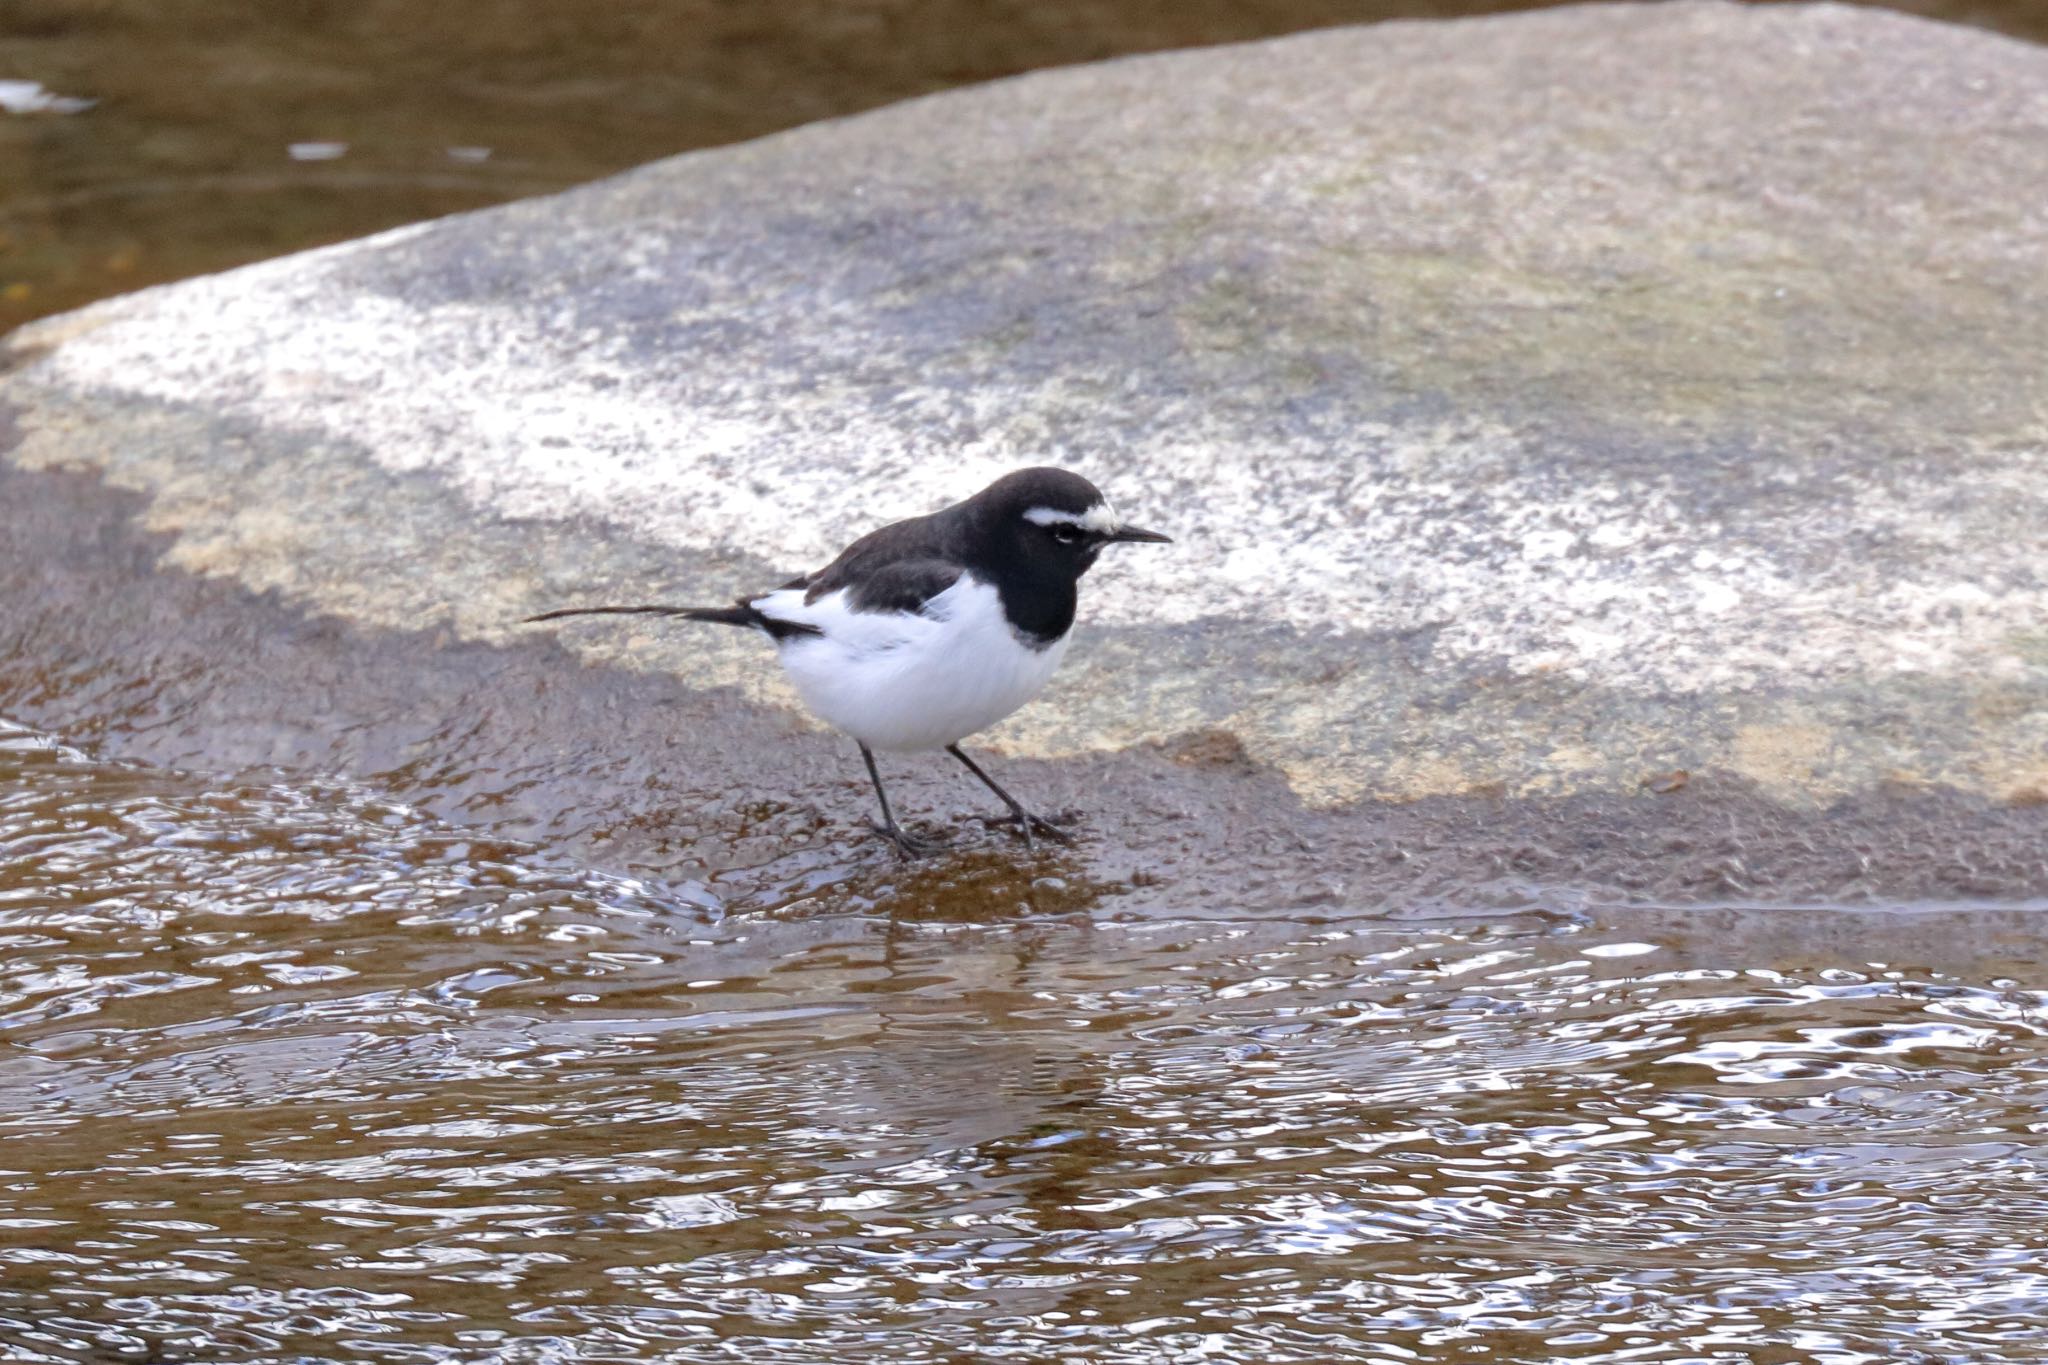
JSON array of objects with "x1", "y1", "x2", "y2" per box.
[{"x1": 4, "y1": 716, "x2": 2047, "y2": 1362}]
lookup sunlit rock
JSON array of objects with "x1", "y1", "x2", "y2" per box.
[{"x1": 3, "y1": 1, "x2": 2044, "y2": 901}]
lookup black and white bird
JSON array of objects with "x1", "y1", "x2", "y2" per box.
[{"x1": 526, "y1": 467, "x2": 1171, "y2": 856}]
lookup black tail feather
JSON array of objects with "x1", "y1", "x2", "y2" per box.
[
  {"x1": 522, "y1": 602, "x2": 818, "y2": 639},
  {"x1": 524, "y1": 604, "x2": 743, "y2": 625}
]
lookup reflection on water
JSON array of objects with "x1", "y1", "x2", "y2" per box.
[{"x1": 4, "y1": 717, "x2": 2047, "y2": 1361}]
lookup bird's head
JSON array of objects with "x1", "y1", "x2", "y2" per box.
[{"x1": 968, "y1": 467, "x2": 1172, "y2": 581}]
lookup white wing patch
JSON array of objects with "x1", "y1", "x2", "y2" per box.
[{"x1": 1024, "y1": 502, "x2": 1120, "y2": 534}]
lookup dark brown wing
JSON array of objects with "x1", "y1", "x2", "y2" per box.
[
  {"x1": 835, "y1": 558, "x2": 965, "y2": 616},
  {"x1": 800, "y1": 511, "x2": 965, "y2": 608}
]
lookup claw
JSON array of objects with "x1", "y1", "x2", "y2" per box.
[
  {"x1": 868, "y1": 820, "x2": 950, "y2": 860},
  {"x1": 980, "y1": 809, "x2": 1077, "y2": 849}
]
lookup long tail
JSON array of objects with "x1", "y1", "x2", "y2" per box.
[{"x1": 523, "y1": 602, "x2": 818, "y2": 639}]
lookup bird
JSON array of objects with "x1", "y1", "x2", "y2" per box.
[{"x1": 525, "y1": 467, "x2": 1171, "y2": 857}]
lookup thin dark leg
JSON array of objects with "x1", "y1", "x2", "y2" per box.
[
  {"x1": 860, "y1": 742, "x2": 945, "y2": 858},
  {"x1": 945, "y1": 744, "x2": 1075, "y2": 850}
]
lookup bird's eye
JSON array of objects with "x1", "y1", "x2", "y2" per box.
[{"x1": 1050, "y1": 526, "x2": 1080, "y2": 545}]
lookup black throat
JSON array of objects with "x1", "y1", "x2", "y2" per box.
[
  {"x1": 953, "y1": 512, "x2": 1079, "y2": 648},
  {"x1": 981, "y1": 565, "x2": 1078, "y2": 648}
]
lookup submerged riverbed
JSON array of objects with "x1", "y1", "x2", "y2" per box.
[{"x1": 4, "y1": 716, "x2": 2046, "y2": 1362}]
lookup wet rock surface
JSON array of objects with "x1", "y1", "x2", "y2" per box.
[
  {"x1": 3, "y1": 1, "x2": 2046, "y2": 907},
  {"x1": 4, "y1": 459, "x2": 2044, "y2": 911}
]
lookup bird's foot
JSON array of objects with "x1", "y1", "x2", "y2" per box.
[
  {"x1": 979, "y1": 808, "x2": 1079, "y2": 850},
  {"x1": 868, "y1": 820, "x2": 951, "y2": 860}
]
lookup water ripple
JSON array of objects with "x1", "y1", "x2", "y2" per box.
[{"x1": 3, "y1": 719, "x2": 2047, "y2": 1361}]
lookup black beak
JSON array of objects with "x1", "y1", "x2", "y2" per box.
[{"x1": 1107, "y1": 525, "x2": 1173, "y2": 545}]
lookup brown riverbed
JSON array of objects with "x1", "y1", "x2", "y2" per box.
[{"x1": 7, "y1": 712, "x2": 2048, "y2": 1362}]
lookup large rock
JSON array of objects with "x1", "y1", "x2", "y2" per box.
[{"x1": 3, "y1": 1, "x2": 2045, "y2": 906}]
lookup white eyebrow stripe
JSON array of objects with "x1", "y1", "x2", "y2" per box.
[{"x1": 1024, "y1": 503, "x2": 1120, "y2": 533}]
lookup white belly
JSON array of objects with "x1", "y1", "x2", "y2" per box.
[{"x1": 754, "y1": 576, "x2": 1071, "y2": 751}]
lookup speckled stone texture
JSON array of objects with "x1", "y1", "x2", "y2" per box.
[{"x1": 2, "y1": 1, "x2": 2044, "y2": 905}]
